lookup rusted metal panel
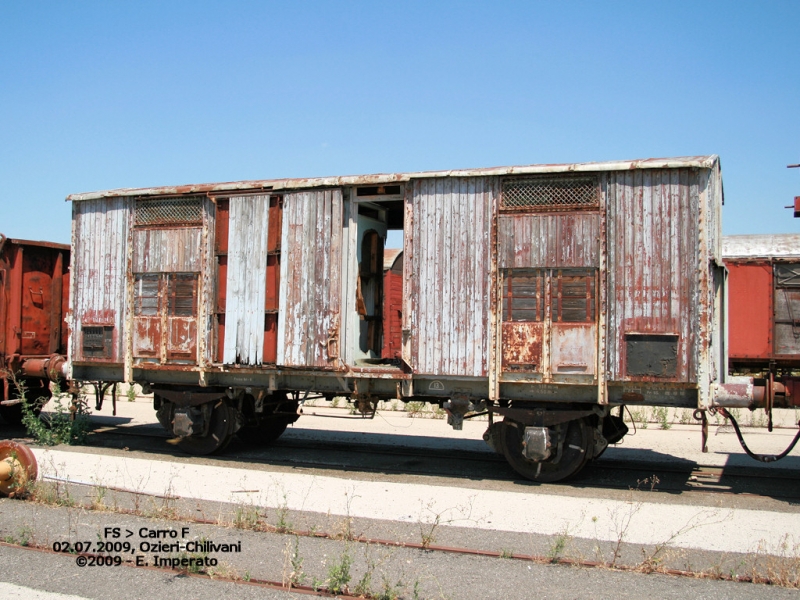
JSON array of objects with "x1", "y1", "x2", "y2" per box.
[
  {"x1": 409, "y1": 177, "x2": 495, "y2": 377},
  {"x1": 261, "y1": 197, "x2": 283, "y2": 364},
  {"x1": 133, "y1": 317, "x2": 159, "y2": 357},
  {"x1": 278, "y1": 189, "x2": 343, "y2": 368},
  {"x1": 167, "y1": 318, "x2": 197, "y2": 359},
  {"x1": 551, "y1": 323, "x2": 596, "y2": 375},
  {"x1": 132, "y1": 227, "x2": 202, "y2": 273},
  {"x1": 265, "y1": 255, "x2": 280, "y2": 310},
  {"x1": 214, "y1": 199, "x2": 230, "y2": 255},
  {"x1": 71, "y1": 198, "x2": 130, "y2": 363},
  {"x1": 726, "y1": 262, "x2": 772, "y2": 360},
  {"x1": 267, "y1": 197, "x2": 283, "y2": 253},
  {"x1": 606, "y1": 168, "x2": 699, "y2": 382},
  {"x1": 67, "y1": 156, "x2": 720, "y2": 202},
  {"x1": 19, "y1": 249, "x2": 57, "y2": 355},
  {"x1": 263, "y1": 314, "x2": 278, "y2": 364},
  {"x1": 222, "y1": 194, "x2": 270, "y2": 365},
  {"x1": 0, "y1": 238, "x2": 70, "y2": 362},
  {"x1": 624, "y1": 334, "x2": 678, "y2": 377},
  {"x1": 498, "y1": 213, "x2": 599, "y2": 268},
  {"x1": 502, "y1": 322, "x2": 543, "y2": 371}
]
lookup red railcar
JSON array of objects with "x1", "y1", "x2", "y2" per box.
[
  {"x1": 724, "y1": 234, "x2": 800, "y2": 372},
  {"x1": 0, "y1": 235, "x2": 70, "y2": 424}
]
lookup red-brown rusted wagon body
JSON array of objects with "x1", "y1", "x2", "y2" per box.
[{"x1": 0, "y1": 235, "x2": 69, "y2": 423}]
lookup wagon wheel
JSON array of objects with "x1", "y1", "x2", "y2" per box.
[
  {"x1": 500, "y1": 417, "x2": 593, "y2": 483},
  {"x1": 176, "y1": 401, "x2": 235, "y2": 456},
  {"x1": 0, "y1": 441, "x2": 38, "y2": 497}
]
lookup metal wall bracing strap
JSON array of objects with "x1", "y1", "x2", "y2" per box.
[{"x1": 717, "y1": 408, "x2": 800, "y2": 463}]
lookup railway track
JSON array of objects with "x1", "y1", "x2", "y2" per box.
[
  {"x1": 4, "y1": 419, "x2": 798, "y2": 594},
  {"x1": 14, "y1": 421, "x2": 797, "y2": 503}
]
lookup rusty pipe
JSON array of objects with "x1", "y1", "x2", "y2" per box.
[
  {"x1": 712, "y1": 377, "x2": 794, "y2": 410},
  {"x1": 18, "y1": 354, "x2": 67, "y2": 382},
  {"x1": 712, "y1": 378, "x2": 762, "y2": 409}
]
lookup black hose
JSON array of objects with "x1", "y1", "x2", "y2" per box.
[{"x1": 717, "y1": 408, "x2": 800, "y2": 463}]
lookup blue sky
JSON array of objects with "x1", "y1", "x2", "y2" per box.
[{"x1": 1, "y1": 1, "x2": 798, "y2": 244}]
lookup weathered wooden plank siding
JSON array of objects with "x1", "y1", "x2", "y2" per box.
[
  {"x1": 222, "y1": 194, "x2": 270, "y2": 365},
  {"x1": 497, "y1": 213, "x2": 600, "y2": 268},
  {"x1": 606, "y1": 168, "x2": 699, "y2": 382},
  {"x1": 132, "y1": 227, "x2": 202, "y2": 273},
  {"x1": 409, "y1": 177, "x2": 494, "y2": 377},
  {"x1": 278, "y1": 189, "x2": 342, "y2": 368},
  {"x1": 71, "y1": 198, "x2": 130, "y2": 362}
]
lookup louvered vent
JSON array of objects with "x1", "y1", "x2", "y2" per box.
[
  {"x1": 82, "y1": 325, "x2": 114, "y2": 358},
  {"x1": 502, "y1": 176, "x2": 598, "y2": 211},
  {"x1": 135, "y1": 197, "x2": 203, "y2": 226}
]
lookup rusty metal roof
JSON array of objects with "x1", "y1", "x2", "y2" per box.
[
  {"x1": 1, "y1": 234, "x2": 70, "y2": 251},
  {"x1": 66, "y1": 155, "x2": 720, "y2": 202},
  {"x1": 723, "y1": 234, "x2": 800, "y2": 259}
]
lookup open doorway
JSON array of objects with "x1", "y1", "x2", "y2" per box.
[{"x1": 350, "y1": 185, "x2": 404, "y2": 367}]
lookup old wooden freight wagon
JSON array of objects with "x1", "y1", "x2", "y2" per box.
[{"x1": 67, "y1": 155, "x2": 756, "y2": 481}]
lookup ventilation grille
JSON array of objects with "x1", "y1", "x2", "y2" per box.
[
  {"x1": 776, "y1": 264, "x2": 800, "y2": 288},
  {"x1": 502, "y1": 176, "x2": 598, "y2": 210},
  {"x1": 135, "y1": 198, "x2": 203, "y2": 226},
  {"x1": 82, "y1": 325, "x2": 114, "y2": 359}
]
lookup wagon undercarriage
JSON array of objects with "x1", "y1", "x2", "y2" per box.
[{"x1": 145, "y1": 379, "x2": 626, "y2": 481}]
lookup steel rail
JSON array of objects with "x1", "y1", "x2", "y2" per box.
[{"x1": 24, "y1": 425, "x2": 797, "y2": 501}]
